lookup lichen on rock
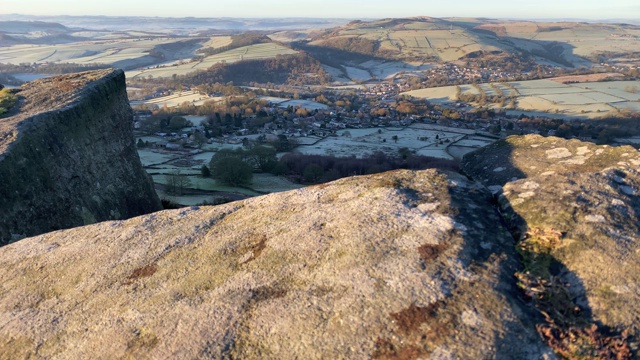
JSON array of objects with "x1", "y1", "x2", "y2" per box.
[
  {"x1": 0, "y1": 169, "x2": 550, "y2": 359},
  {"x1": 464, "y1": 134, "x2": 640, "y2": 358}
]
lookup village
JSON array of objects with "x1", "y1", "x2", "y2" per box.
[{"x1": 132, "y1": 79, "x2": 597, "y2": 153}]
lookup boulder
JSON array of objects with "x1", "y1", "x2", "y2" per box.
[{"x1": 0, "y1": 169, "x2": 551, "y2": 359}]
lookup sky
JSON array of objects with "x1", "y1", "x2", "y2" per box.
[{"x1": 2, "y1": 0, "x2": 639, "y2": 20}]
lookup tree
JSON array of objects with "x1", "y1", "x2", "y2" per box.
[
  {"x1": 272, "y1": 134, "x2": 296, "y2": 152},
  {"x1": 398, "y1": 147, "x2": 412, "y2": 160},
  {"x1": 210, "y1": 151, "x2": 253, "y2": 186},
  {"x1": 192, "y1": 131, "x2": 207, "y2": 148},
  {"x1": 303, "y1": 163, "x2": 324, "y2": 183},
  {"x1": 201, "y1": 165, "x2": 211, "y2": 177},
  {"x1": 169, "y1": 116, "x2": 188, "y2": 131},
  {"x1": 246, "y1": 145, "x2": 277, "y2": 172},
  {"x1": 165, "y1": 170, "x2": 192, "y2": 196}
]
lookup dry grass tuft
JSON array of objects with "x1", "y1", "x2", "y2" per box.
[
  {"x1": 373, "y1": 338, "x2": 426, "y2": 360},
  {"x1": 124, "y1": 263, "x2": 158, "y2": 284},
  {"x1": 417, "y1": 242, "x2": 448, "y2": 262},
  {"x1": 537, "y1": 324, "x2": 632, "y2": 360},
  {"x1": 390, "y1": 302, "x2": 442, "y2": 335}
]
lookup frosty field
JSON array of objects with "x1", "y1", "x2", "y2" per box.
[
  {"x1": 126, "y1": 43, "x2": 298, "y2": 79},
  {"x1": 403, "y1": 80, "x2": 640, "y2": 119},
  {"x1": 294, "y1": 125, "x2": 491, "y2": 160}
]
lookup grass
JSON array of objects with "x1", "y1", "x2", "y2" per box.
[
  {"x1": 126, "y1": 43, "x2": 298, "y2": 79},
  {"x1": 0, "y1": 38, "x2": 191, "y2": 67},
  {"x1": 0, "y1": 88, "x2": 17, "y2": 116},
  {"x1": 403, "y1": 80, "x2": 640, "y2": 119},
  {"x1": 295, "y1": 125, "x2": 481, "y2": 160}
]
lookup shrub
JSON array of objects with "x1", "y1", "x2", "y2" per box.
[{"x1": 210, "y1": 152, "x2": 253, "y2": 186}]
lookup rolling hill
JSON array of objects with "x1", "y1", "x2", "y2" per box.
[{"x1": 288, "y1": 17, "x2": 640, "y2": 81}]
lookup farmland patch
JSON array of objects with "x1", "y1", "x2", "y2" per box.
[
  {"x1": 404, "y1": 79, "x2": 640, "y2": 119},
  {"x1": 126, "y1": 43, "x2": 298, "y2": 79}
]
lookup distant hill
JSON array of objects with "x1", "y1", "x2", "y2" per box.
[
  {"x1": 2, "y1": 15, "x2": 639, "y2": 86},
  {"x1": 297, "y1": 17, "x2": 640, "y2": 68},
  {"x1": 0, "y1": 15, "x2": 351, "y2": 32},
  {"x1": 0, "y1": 20, "x2": 87, "y2": 46},
  {"x1": 0, "y1": 20, "x2": 69, "y2": 33}
]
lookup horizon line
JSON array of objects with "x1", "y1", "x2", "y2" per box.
[{"x1": 1, "y1": 13, "x2": 639, "y2": 23}]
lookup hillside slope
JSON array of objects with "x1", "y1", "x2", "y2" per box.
[{"x1": 299, "y1": 17, "x2": 640, "y2": 70}]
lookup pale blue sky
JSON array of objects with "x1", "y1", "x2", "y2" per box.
[{"x1": 2, "y1": 0, "x2": 639, "y2": 20}]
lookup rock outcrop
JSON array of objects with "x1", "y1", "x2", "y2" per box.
[
  {"x1": 464, "y1": 134, "x2": 639, "y2": 357},
  {"x1": 0, "y1": 169, "x2": 553, "y2": 359},
  {"x1": 1, "y1": 88, "x2": 638, "y2": 359},
  {"x1": 0, "y1": 69, "x2": 161, "y2": 244}
]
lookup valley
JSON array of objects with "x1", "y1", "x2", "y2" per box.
[
  {"x1": 1, "y1": 15, "x2": 639, "y2": 206},
  {"x1": 1, "y1": 8, "x2": 640, "y2": 359}
]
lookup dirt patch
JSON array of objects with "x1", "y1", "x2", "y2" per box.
[
  {"x1": 239, "y1": 234, "x2": 268, "y2": 265},
  {"x1": 125, "y1": 263, "x2": 158, "y2": 284},
  {"x1": 417, "y1": 242, "x2": 448, "y2": 262},
  {"x1": 373, "y1": 338, "x2": 426, "y2": 360},
  {"x1": 391, "y1": 301, "x2": 442, "y2": 335}
]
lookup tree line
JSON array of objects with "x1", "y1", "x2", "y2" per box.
[
  {"x1": 173, "y1": 53, "x2": 331, "y2": 87},
  {"x1": 205, "y1": 145, "x2": 460, "y2": 187}
]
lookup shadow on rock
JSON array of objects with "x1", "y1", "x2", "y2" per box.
[{"x1": 463, "y1": 135, "x2": 638, "y2": 358}]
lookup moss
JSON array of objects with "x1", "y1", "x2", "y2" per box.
[
  {"x1": 80, "y1": 207, "x2": 97, "y2": 225},
  {"x1": 124, "y1": 327, "x2": 158, "y2": 359}
]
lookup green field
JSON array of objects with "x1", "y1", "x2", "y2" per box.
[{"x1": 138, "y1": 125, "x2": 494, "y2": 206}]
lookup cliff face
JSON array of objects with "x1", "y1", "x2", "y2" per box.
[{"x1": 0, "y1": 69, "x2": 161, "y2": 244}]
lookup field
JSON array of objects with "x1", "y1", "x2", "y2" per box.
[
  {"x1": 360, "y1": 60, "x2": 433, "y2": 79},
  {"x1": 203, "y1": 36, "x2": 233, "y2": 49},
  {"x1": 259, "y1": 96, "x2": 329, "y2": 111},
  {"x1": 0, "y1": 38, "x2": 199, "y2": 69},
  {"x1": 294, "y1": 124, "x2": 491, "y2": 160},
  {"x1": 131, "y1": 91, "x2": 223, "y2": 108},
  {"x1": 126, "y1": 43, "x2": 298, "y2": 79},
  {"x1": 137, "y1": 124, "x2": 495, "y2": 205},
  {"x1": 137, "y1": 137, "x2": 303, "y2": 206},
  {"x1": 403, "y1": 79, "x2": 640, "y2": 119}
]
